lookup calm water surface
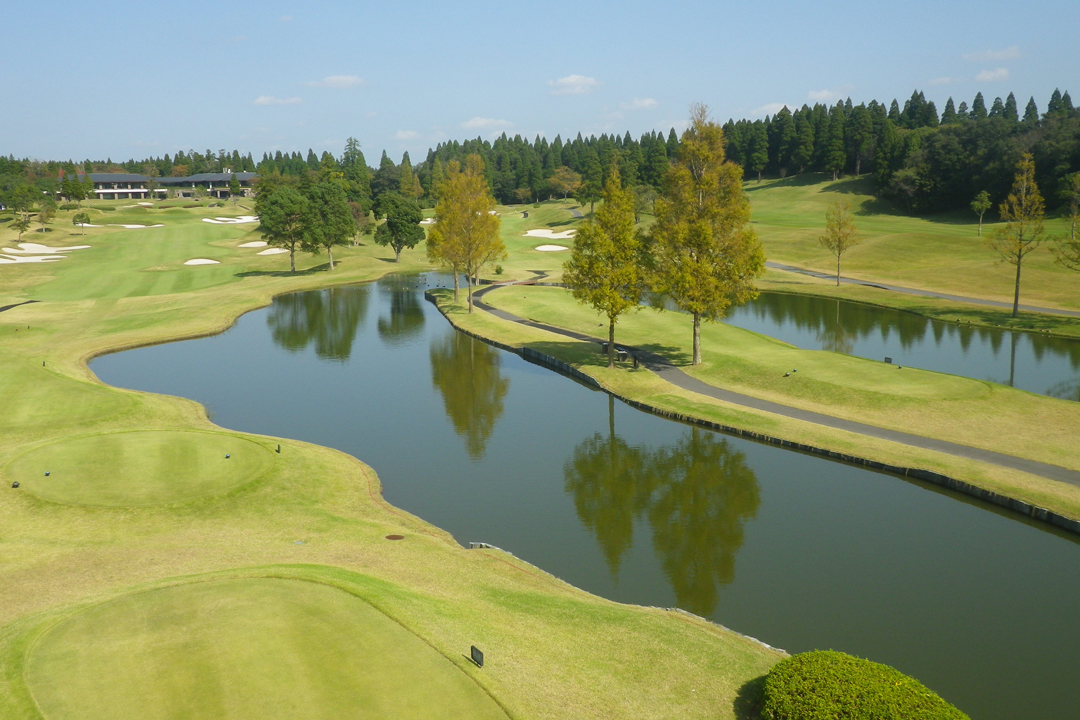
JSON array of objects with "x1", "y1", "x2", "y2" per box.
[
  {"x1": 726, "y1": 292, "x2": 1080, "y2": 401},
  {"x1": 92, "y1": 275, "x2": 1080, "y2": 720}
]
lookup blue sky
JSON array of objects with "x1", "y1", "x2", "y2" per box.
[{"x1": 6, "y1": 0, "x2": 1079, "y2": 164}]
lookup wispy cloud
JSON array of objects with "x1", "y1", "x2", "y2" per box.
[
  {"x1": 548, "y1": 74, "x2": 599, "y2": 96},
  {"x1": 975, "y1": 68, "x2": 1010, "y2": 82},
  {"x1": 461, "y1": 116, "x2": 512, "y2": 130},
  {"x1": 395, "y1": 130, "x2": 418, "y2": 140},
  {"x1": 964, "y1": 46, "x2": 1020, "y2": 62},
  {"x1": 281, "y1": 15, "x2": 293, "y2": 22},
  {"x1": 751, "y1": 102, "x2": 790, "y2": 116},
  {"x1": 253, "y1": 96, "x2": 302, "y2": 106},
  {"x1": 306, "y1": 75, "x2": 366, "y2": 89},
  {"x1": 806, "y1": 85, "x2": 854, "y2": 104},
  {"x1": 620, "y1": 97, "x2": 657, "y2": 110},
  {"x1": 928, "y1": 76, "x2": 962, "y2": 86}
]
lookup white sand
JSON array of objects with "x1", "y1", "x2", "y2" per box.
[
  {"x1": 535, "y1": 244, "x2": 569, "y2": 252},
  {"x1": 257, "y1": 248, "x2": 289, "y2": 256},
  {"x1": 0, "y1": 254, "x2": 65, "y2": 264},
  {"x1": 184, "y1": 258, "x2": 220, "y2": 265},
  {"x1": 74, "y1": 223, "x2": 103, "y2": 228},
  {"x1": 239, "y1": 241, "x2": 267, "y2": 248},
  {"x1": 202, "y1": 216, "x2": 259, "y2": 225},
  {"x1": 419, "y1": 218, "x2": 436, "y2": 225},
  {"x1": 488, "y1": 210, "x2": 498, "y2": 215},
  {"x1": 2, "y1": 243, "x2": 91, "y2": 254},
  {"x1": 524, "y1": 228, "x2": 576, "y2": 240},
  {"x1": 107, "y1": 224, "x2": 164, "y2": 229},
  {"x1": 137, "y1": 202, "x2": 154, "y2": 207}
]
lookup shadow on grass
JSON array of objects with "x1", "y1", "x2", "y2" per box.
[
  {"x1": 545, "y1": 218, "x2": 576, "y2": 228},
  {"x1": 733, "y1": 673, "x2": 767, "y2": 720},
  {"x1": 235, "y1": 262, "x2": 335, "y2": 278},
  {"x1": 526, "y1": 339, "x2": 692, "y2": 369}
]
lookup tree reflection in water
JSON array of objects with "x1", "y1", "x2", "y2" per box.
[
  {"x1": 266, "y1": 285, "x2": 369, "y2": 362},
  {"x1": 429, "y1": 332, "x2": 510, "y2": 460},
  {"x1": 376, "y1": 275, "x2": 425, "y2": 347},
  {"x1": 565, "y1": 398, "x2": 760, "y2": 616}
]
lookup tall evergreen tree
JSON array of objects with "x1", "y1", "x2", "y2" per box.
[
  {"x1": 970, "y1": 92, "x2": 988, "y2": 119},
  {"x1": 1003, "y1": 93, "x2": 1019, "y2": 123},
  {"x1": 1022, "y1": 97, "x2": 1039, "y2": 127},
  {"x1": 941, "y1": 98, "x2": 958, "y2": 124}
]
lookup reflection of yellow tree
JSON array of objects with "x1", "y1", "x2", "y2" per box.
[
  {"x1": 563, "y1": 397, "x2": 653, "y2": 577},
  {"x1": 266, "y1": 286, "x2": 369, "y2": 362},
  {"x1": 647, "y1": 428, "x2": 760, "y2": 617},
  {"x1": 376, "y1": 276, "x2": 425, "y2": 347},
  {"x1": 429, "y1": 333, "x2": 510, "y2": 460},
  {"x1": 817, "y1": 299, "x2": 855, "y2": 355}
]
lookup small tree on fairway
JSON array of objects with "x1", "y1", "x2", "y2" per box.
[
  {"x1": 987, "y1": 153, "x2": 1046, "y2": 317},
  {"x1": 650, "y1": 104, "x2": 766, "y2": 365},
  {"x1": 818, "y1": 201, "x2": 861, "y2": 286},
  {"x1": 1052, "y1": 174, "x2": 1080, "y2": 270},
  {"x1": 260, "y1": 186, "x2": 308, "y2": 273},
  {"x1": 72, "y1": 211, "x2": 91, "y2": 234},
  {"x1": 373, "y1": 192, "x2": 424, "y2": 262},
  {"x1": 550, "y1": 166, "x2": 582, "y2": 199},
  {"x1": 37, "y1": 198, "x2": 56, "y2": 232},
  {"x1": 563, "y1": 165, "x2": 645, "y2": 368},
  {"x1": 229, "y1": 173, "x2": 241, "y2": 204},
  {"x1": 427, "y1": 155, "x2": 504, "y2": 312},
  {"x1": 302, "y1": 179, "x2": 353, "y2": 271},
  {"x1": 12, "y1": 215, "x2": 31, "y2": 240},
  {"x1": 971, "y1": 190, "x2": 992, "y2": 236}
]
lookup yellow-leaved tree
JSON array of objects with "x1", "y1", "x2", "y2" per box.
[
  {"x1": 649, "y1": 104, "x2": 765, "y2": 365},
  {"x1": 427, "y1": 155, "x2": 505, "y2": 313},
  {"x1": 563, "y1": 164, "x2": 645, "y2": 368},
  {"x1": 987, "y1": 152, "x2": 1046, "y2": 317}
]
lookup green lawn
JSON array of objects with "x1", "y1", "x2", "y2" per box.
[
  {"x1": 26, "y1": 576, "x2": 507, "y2": 720},
  {"x1": 0, "y1": 201, "x2": 779, "y2": 720}
]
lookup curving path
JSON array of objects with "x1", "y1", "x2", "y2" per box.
[
  {"x1": 766, "y1": 261, "x2": 1080, "y2": 319},
  {"x1": 472, "y1": 283, "x2": 1080, "y2": 488}
]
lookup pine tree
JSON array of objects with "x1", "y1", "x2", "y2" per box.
[
  {"x1": 888, "y1": 99, "x2": 901, "y2": 122},
  {"x1": 1003, "y1": 93, "x2": 1019, "y2": 123},
  {"x1": 941, "y1": 98, "x2": 958, "y2": 124},
  {"x1": 1022, "y1": 97, "x2": 1039, "y2": 127},
  {"x1": 988, "y1": 97, "x2": 1005, "y2": 118},
  {"x1": 747, "y1": 121, "x2": 769, "y2": 182},
  {"x1": 957, "y1": 101, "x2": 970, "y2": 118},
  {"x1": 970, "y1": 93, "x2": 987, "y2": 119},
  {"x1": 825, "y1": 104, "x2": 846, "y2": 180},
  {"x1": 1046, "y1": 89, "x2": 1063, "y2": 117},
  {"x1": 792, "y1": 112, "x2": 815, "y2": 172}
]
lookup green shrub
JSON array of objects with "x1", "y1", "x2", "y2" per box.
[
  {"x1": 59, "y1": 202, "x2": 78, "y2": 211},
  {"x1": 761, "y1": 651, "x2": 968, "y2": 720},
  {"x1": 494, "y1": 265, "x2": 504, "y2": 275}
]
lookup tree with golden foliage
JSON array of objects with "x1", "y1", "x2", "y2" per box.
[
  {"x1": 563, "y1": 164, "x2": 645, "y2": 368},
  {"x1": 987, "y1": 153, "x2": 1046, "y2": 317},
  {"x1": 818, "y1": 201, "x2": 861, "y2": 286},
  {"x1": 649, "y1": 104, "x2": 765, "y2": 365},
  {"x1": 427, "y1": 155, "x2": 505, "y2": 313},
  {"x1": 1052, "y1": 173, "x2": 1080, "y2": 272}
]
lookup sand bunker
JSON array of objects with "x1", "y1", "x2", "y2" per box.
[
  {"x1": 202, "y1": 216, "x2": 259, "y2": 225},
  {"x1": 535, "y1": 244, "x2": 569, "y2": 252},
  {"x1": 107, "y1": 224, "x2": 164, "y2": 229},
  {"x1": 420, "y1": 218, "x2": 436, "y2": 225},
  {"x1": 239, "y1": 241, "x2": 267, "y2": 248},
  {"x1": 2, "y1": 243, "x2": 91, "y2": 254},
  {"x1": 74, "y1": 223, "x2": 103, "y2": 228},
  {"x1": 257, "y1": 248, "x2": 289, "y2": 255},
  {"x1": 524, "y1": 229, "x2": 576, "y2": 240},
  {"x1": 0, "y1": 254, "x2": 65, "y2": 264},
  {"x1": 184, "y1": 258, "x2": 220, "y2": 265}
]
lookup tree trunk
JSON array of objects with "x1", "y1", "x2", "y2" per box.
[
  {"x1": 467, "y1": 279, "x2": 473, "y2": 314},
  {"x1": 978, "y1": 214, "x2": 983, "y2": 237},
  {"x1": 608, "y1": 319, "x2": 616, "y2": 368},
  {"x1": 1008, "y1": 331, "x2": 1018, "y2": 387},
  {"x1": 290, "y1": 247, "x2": 295, "y2": 273},
  {"x1": 692, "y1": 312, "x2": 702, "y2": 365},
  {"x1": 757, "y1": 170, "x2": 762, "y2": 183},
  {"x1": 395, "y1": 247, "x2": 401, "y2": 262},
  {"x1": 1012, "y1": 258, "x2": 1021, "y2": 317},
  {"x1": 836, "y1": 255, "x2": 841, "y2": 286},
  {"x1": 855, "y1": 156, "x2": 862, "y2": 175},
  {"x1": 453, "y1": 270, "x2": 460, "y2": 302},
  {"x1": 328, "y1": 246, "x2": 334, "y2": 271}
]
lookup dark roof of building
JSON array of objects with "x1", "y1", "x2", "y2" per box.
[
  {"x1": 186, "y1": 172, "x2": 258, "y2": 182},
  {"x1": 83, "y1": 172, "x2": 257, "y2": 185},
  {"x1": 85, "y1": 173, "x2": 150, "y2": 182}
]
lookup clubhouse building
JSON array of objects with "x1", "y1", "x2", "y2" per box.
[{"x1": 81, "y1": 172, "x2": 258, "y2": 201}]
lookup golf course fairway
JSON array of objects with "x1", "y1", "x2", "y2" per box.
[{"x1": 26, "y1": 577, "x2": 507, "y2": 720}]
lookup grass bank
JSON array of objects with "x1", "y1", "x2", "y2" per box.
[{"x1": 0, "y1": 201, "x2": 779, "y2": 719}]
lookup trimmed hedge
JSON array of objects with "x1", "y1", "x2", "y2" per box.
[{"x1": 761, "y1": 650, "x2": 968, "y2": 720}]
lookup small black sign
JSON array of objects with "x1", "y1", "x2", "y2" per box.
[
  {"x1": 884, "y1": 357, "x2": 892, "y2": 364},
  {"x1": 471, "y1": 645, "x2": 484, "y2": 668}
]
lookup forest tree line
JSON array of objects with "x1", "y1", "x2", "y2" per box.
[{"x1": 2, "y1": 87, "x2": 1077, "y2": 218}]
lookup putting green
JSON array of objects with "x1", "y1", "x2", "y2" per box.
[
  {"x1": 26, "y1": 578, "x2": 507, "y2": 720},
  {"x1": 5, "y1": 431, "x2": 274, "y2": 506}
]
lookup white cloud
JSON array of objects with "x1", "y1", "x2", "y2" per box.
[
  {"x1": 253, "y1": 96, "x2": 302, "y2": 106},
  {"x1": 928, "y1": 76, "x2": 961, "y2": 86},
  {"x1": 806, "y1": 85, "x2": 854, "y2": 105},
  {"x1": 620, "y1": 97, "x2": 657, "y2": 110},
  {"x1": 751, "y1": 102, "x2": 790, "y2": 117},
  {"x1": 548, "y1": 74, "x2": 599, "y2": 96},
  {"x1": 281, "y1": 15, "x2": 293, "y2": 22},
  {"x1": 461, "y1": 116, "x2": 512, "y2": 130},
  {"x1": 975, "y1": 68, "x2": 1010, "y2": 82},
  {"x1": 963, "y1": 46, "x2": 1020, "y2": 62},
  {"x1": 395, "y1": 130, "x2": 418, "y2": 140},
  {"x1": 306, "y1": 75, "x2": 366, "y2": 89}
]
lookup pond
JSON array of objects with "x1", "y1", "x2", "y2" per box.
[
  {"x1": 91, "y1": 275, "x2": 1080, "y2": 720},
  {"x1": 726, "y1": 292, "x2": 1080, "y2": 401}
]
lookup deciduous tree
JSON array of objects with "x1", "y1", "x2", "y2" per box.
[
  {"x1": 72, "y1": 211, "x2": 91, "y2": 234},
  {"x1": 818, "y1": 201, "x2": 861, "y2": 286},
  {"x1": 987, "y1": 153, "x2": 1046, "y2": 317},
  {"x1": 1052, "y1": 173, "x2": 1080, "y2": 270},
  {"x1": 373, "y1": 192, "x2": 424, "y2": 262},
  {"x1": 971, "y1": 190, "x2": 992, "y2": 236},
  {"x1": 649, "y1": 104, "x2": 766, "y2": 365},
  {"x1": 563, "y1": 165, "x2": 645, "y2": 368},
  {"x1": 427, "y1": 155, "x2": 505, "y2": 312},
  {"x1": 37, "y1": 198, "x2": 56, "y2": 232},
  {"x1": 550, "y1": 166, "x2": 582, "y2": 199},
  {"x1": 260, "y1": 186, "x2": 308, "y2": 272},
  {"x1": 302, "y1": 179, "x2": 353, "y2": 271}
]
